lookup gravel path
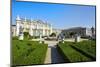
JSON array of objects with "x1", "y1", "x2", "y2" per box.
[{"x1": 44, "y1": 41, "x2": 66, "y2": 64}]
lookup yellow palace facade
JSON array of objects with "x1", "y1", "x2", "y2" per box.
[{"x1": 12, "y1": 16, "x2": 53, "y2": 37}]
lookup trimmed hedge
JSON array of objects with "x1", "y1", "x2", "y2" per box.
[
  {"x1": 57, "y1": 42, "x2": 92, "y2": 63},
  {"x1": 12, "y1": 40, "x2": 48, "y2": 66},
  {"x1": 23, "y1": 44, "x2": 47, "y2": 64},
  {"x1": 71, "y1": 45, "x2": 96, "y2": 60},
  {"x1": 74, "y1": 40, "x2": 96, "y2": 56},
  {"x1": 12, "y1": 36, "x2": 18, "y2": 40},
  {"x1": 71, "y1": 40, "x2": 96, "y2": 60}
]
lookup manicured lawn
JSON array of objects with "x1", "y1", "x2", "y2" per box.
[
  {"x1": 57, "y1": 40, "x2": 96, "y2": 63},
  {"x1": 12, "y1": 40, "x2": 48, "y2": 66}
]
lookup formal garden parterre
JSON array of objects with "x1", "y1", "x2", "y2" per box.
[
  {"x1": 12, "y1": 33, "x2": 96, "y2": 66},
  {"x1": 57, "y1": 40, "x2": 96, "y2": 63},
  {"x1": 12, "y1": 39, "x2": 48, "y2": 66}
]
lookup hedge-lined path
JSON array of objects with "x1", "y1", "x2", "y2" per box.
[{"x1": 44, "y1": 41, "x2": 66, "y2": 64}]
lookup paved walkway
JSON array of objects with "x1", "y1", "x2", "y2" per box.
[
  {"x1": 64, "y1": 38, "x2": 88, "y2": 42},
  {"x1": 44, "y1": 41, "x2": 66, "y2": 64}
]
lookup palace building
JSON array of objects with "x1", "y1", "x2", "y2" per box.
[
  {"x1": 61, "y1": 27, "x2": 95, "y2": 38},
  {"x1": 12, "y1": 16, "x2": 53, "y2": 37}
]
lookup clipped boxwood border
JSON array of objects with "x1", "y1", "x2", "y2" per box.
[
  {"x1": 57, "y1": 42, "x2": 92, "y2": 63},
  {"x1": 12, "y1": 40, "x2": 48, "y2": 66},
  {"x1": 70, "y1": 45, "x2": 96, "y2": 61}
]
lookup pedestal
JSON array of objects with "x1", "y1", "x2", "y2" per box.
[
  {"x1": 39, "y1": 34, "x2": 42, "y2": 43},
  {"x1": 75, "y1": 36, "x2": 80, "y2": 42},
  {"x1": 62, "y1": 38, "x2": 64, "y2": 43},
  {"x1": 19, "y1": 33, "x2": 24, "y2": 40}
]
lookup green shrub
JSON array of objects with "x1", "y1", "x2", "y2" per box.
[
  {"x1": 12, "y1": 36, "x2": 18, "y2": 40},
  {"x1": 23, "y1": 32, "x2": 29, "y2": 40},
  {"x1": 33, "y1": 36, "x2": 40, "y2": 39},
  {"x1": 12, "y1": 40, "x2": 48, "y2": 66},
  {"x1": 23, "y1": 44, "x2": 48, "y2": 65},
  {"x1": 71, "y1": 40, "x2": 96, "y2": 60},
  {"x1": 29, "y1": 35, "x2": 33, "y2": 40},
  {"x1": 57, "y1": 42, "x2": 92, "y2": 63},
  {"x1": 24, "y1": 32, "x2": 29, "y2": 36}
]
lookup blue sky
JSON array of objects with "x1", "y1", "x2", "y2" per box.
[{"x1": 12, "y1": 0, "x2": 96, "y2": 29}]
